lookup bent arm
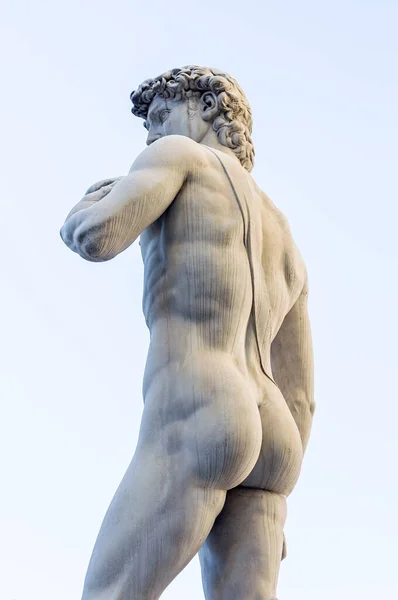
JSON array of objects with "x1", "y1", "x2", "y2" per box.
[
  {"x1": 60, "y1": 136, "x2": 195, "y2": 262},
  {"x1": 271, "y1": 278, "x2": 315, "y2": 453},
  {"x1": 64, "y1": 178, "x2": 125, "y2": 221}
]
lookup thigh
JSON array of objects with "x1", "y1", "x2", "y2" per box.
[
  {"x1": 240, "y1": 379, "x2": 303, "y2": 495},
  {"x1": 199, "y1": 487, "x2": 286, "y2": 600}
]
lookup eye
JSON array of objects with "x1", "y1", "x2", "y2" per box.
[
  {"x1": 143, "y1": 120, "x2": 150, "y2": 131},
  {"x1": 159, "y1": 109, "x2": 170, "y2": 124}
]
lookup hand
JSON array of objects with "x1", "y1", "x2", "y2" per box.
[
  {"x1": 85, "y1": 177, "x2": 124, "y2": 196},
  {"x1": 63, "y1": 177, "x2": 125, "y2": 222}
]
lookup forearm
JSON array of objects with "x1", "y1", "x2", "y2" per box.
[
  {"x1": 65, "y1": 198, "x2": 100, "y2": 220},
  {"x1": 60, "y1": 172, "x2": 164, "y2": 261},
  {"x1": 271, "y1": 283, "x2": 315, "y2": 454},
  {"x1": 60, "y1": 208, "x2": 103, "y2": 261},
  {"x1": 272, "y1": 346, "x2": 315, "y2": 454},
  {"x1": 278, "y1": 385, "x2": 315, "y2": 453},
  {"x1": 60, "y1": 177, "x2": 125, "y2": 261}
]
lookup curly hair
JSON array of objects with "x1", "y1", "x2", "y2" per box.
[{"x1": 130, "y1": 65, "x2": 255, "y2": 172}]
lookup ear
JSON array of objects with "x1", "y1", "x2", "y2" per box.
[{"x1": 200, "y1": 92, "x2": 219, "y2": 122}]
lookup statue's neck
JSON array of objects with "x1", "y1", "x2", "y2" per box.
[{"x1": 199, "y1": 129, "x2": 238, "y2": 162}]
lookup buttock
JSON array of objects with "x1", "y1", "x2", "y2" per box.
[
  {"x1": 239, "y1": 379, "x2": 303, "y2": 495},
  {"x1": 139, "y1": 350, "x2": 263, "y2": 491}
]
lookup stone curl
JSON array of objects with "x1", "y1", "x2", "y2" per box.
[{"x1": 130, "y1": 65, "x2": 255, "y2": 172}]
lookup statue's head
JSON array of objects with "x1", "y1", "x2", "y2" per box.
[{"x1": 130, "y1": 66, "x2": 255, "y2": 172}]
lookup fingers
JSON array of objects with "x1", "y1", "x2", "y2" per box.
[
  {"x1": 83, "y1": 183, "x2": 117, "y2": 203},
  {"x1": 85, "y1": 177, "x2": 123, "y2": 195}
]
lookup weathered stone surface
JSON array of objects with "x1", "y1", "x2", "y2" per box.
[{"x1": 60, "y1": 65, "x2": 314, "y2": 600}]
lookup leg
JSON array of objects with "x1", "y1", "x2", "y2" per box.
[
  {"x1": 199, "y1": 380, "x2": 303, "y2": 600},
  {"x1": 199, "y1": 487, "x2": 287, "y2": 600},
  {"x1": 82, "y1": 447, "x2": 227, "y2": 600},
  {"x1": 82, "y1": 352, "x2": 262, "y2": 600}
]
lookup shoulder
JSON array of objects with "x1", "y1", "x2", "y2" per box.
[
  {"x1": 131, "y1": 135, "x2": 208, "y2": 173},
  {"x1": 257, "y1": 187, "x2": 297, "y2": 246},
  {"x1": 255, "y1": 184, "x2": 308, "y2": 289},
  {"x1": 254, "y1": 183, "x2": 291, "y2": 234}
]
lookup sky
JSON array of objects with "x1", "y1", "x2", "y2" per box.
[{"x1": 1, "y1": 0, "x2": 397, "y2": 598}]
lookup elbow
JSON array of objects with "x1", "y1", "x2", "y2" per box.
[
  {"x1": 78, "y1": 235, "x2": 116, "y2": 262},
  {"x1": 309, "y1": 396, "x2": 316, "y2": 418},
  {"x1": 302, "y1": 394, "x2": 315, "y2": 453},
  {"x1": 60, "y1": 218, "x2": 116, "y2": 262}
]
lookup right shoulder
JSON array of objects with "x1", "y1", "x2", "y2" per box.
[
  {"x1": 257, "y1": 187, "x2": 308, "y2": 290},
  {"x1": 257, "y1": 187, "x2": 291, "y2": 232}
]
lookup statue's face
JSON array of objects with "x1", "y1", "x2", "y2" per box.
[{"x1": 144, "y1": 95, "x2": 210, "y2": 145}]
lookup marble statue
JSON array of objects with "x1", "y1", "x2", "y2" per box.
[{"x1": 60, "y1": 65, "x2": 315, "y2": 600}]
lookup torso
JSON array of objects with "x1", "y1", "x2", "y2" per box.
[{"x1": 139, "y1": 146, "x2": 306, "y2": 397}]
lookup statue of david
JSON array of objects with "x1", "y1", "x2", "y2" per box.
[{"x1": 61, "y1": 65, "x2": 315, "y2": 600}]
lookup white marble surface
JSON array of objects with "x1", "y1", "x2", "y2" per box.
[{"x1": 61, "y1": 67, "x2": 314, "y2": 600}]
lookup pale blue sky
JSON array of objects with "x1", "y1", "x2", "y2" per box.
[{"x1": 1, "y1": 1, "x2": 397, "y2": 599}]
